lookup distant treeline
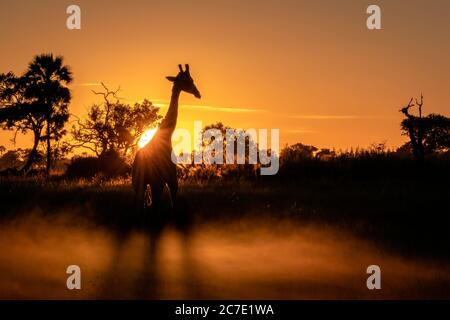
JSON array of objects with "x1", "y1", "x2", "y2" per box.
[
  {"x1": 1, "y1": 54, "x2": 449, "y2": 181},
  {"x1": 2, "y1": 141, "x2": 448, "y2": 181}
]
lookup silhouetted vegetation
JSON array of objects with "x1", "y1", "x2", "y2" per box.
[
  {"x1": 66, "y1": 149, "x2": 130, "y2": 179},
  {"x1": 1, "y1": 56, "x2": 450, "y2": 262},
  {"x1": 176, "y1": 143, "x2": 450, "y2": 182},
  {"x1": 0, "y1": 54, "x2": 72, "y2": 174},
  {"x1": 0, "y1": 169, "x2": 448, "y2": 260},
  {"x1": 71, "y1": 83, "x2": 161, "y2": 158},
  {"x1": 400, "y1": 95, "x2": 450, "y2": 165}
]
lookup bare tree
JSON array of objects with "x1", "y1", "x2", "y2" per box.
[
  {"x1": 71, "y1": 83, "x2": 162, "y2": 157},
  {"x1": 400, "y1": 94, "x2": 450, "y2": 164}
]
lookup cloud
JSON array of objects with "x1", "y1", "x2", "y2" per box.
[
  {"x1": 284, "y1": 129, "x2": 316, "y2": 134},
  {"x1": 75, "y1": 83, "x2": 104, "y2": 87},
  {"x1": 183, "y1": 104, "x2": 265, "y2": 113},
  {"x1": 154, "y1": 102, "x2": 265, "y2": 113},
  {"x1": 291, "y1": 114, "x2": 396, "y2": 120}
]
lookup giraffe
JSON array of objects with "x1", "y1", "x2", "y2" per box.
[{"x1": 132, "y1": 64, "x2": 201, "y2": 221}]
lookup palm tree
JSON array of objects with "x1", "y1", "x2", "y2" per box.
[{"x1": 24, "y1": 54, "x2": 73, "y2": 175}]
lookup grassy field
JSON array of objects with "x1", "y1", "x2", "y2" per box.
[
  {"x1": 1, "y1": 173, "x2": 450, "y2": 298},
  {"x1": 1, "y1": 173, "x2": 449, "y2": 260}
]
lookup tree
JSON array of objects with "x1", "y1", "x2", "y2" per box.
[
  {"x1": 0, "y1": 72, "x2": 46, "y2": 172},
  {"x1": 400, "y1": 95, "x2": 450, "y2": 163},
  {"x1": 420, "y1": 114, "x2": 450, "y2": 153},
  {"x1": 71, "y1": 83, "x2": 161, "y2": 157},
  {"x1": 0, "y1": 54, "x2": 72, "y2": 174},
  {"x1": 280, "y1": 143, "x2": 318, "y2": 161},
  {"x1": 24, "y1": 54, "x2": 72, "y2": 175},
  {"x1": 201, "y1": 122, "x2": 259, "y2": 164}
]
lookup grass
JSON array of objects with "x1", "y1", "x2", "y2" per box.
[{"x1": 0, "y1": 170, "x2": 449, "y2": 261}]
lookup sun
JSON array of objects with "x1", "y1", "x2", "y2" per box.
[{"x1": 138, "y1": 128, "x2": 157, "y2": 148}]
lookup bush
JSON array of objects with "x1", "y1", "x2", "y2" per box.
[{"x1": 66, "y1": 150, "x2": 130, "y2": 179}]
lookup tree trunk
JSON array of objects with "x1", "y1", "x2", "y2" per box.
[
  {"x1": 46, "y1": 116, "x2": 51, "y2": 176},
  {"x1": 20, "y1": 131, "x2": 40, "y2": 174}
]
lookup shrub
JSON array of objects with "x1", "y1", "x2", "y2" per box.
[{"x1": 66, "y1": 150, "x2": 130, "y2": 179}]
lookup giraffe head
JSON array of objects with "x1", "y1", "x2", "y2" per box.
[{"x1": 166, "y1": 64, "x2": 201, "y2": 99}]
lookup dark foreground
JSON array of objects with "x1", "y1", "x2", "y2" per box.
[{"x1": 0, "y1": 176, "x2": 449, "y2": 299}]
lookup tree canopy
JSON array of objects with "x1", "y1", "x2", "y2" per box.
[
  {"x1": 400, "y1": 96, "x2": 450, "y2": 163},
  {"x1": 71, "y1": 83, "x2": 162, "y2": 157},
  {"x1": 0, "y1": 54, "x2": 72, "y2": 174}
]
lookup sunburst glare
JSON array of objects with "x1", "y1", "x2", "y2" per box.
[{"x1": 138, "y1": 128, "x2": 157, "y2": 148}]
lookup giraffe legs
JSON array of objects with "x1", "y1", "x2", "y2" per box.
[
  {"x1": 141, "y1": 181, "x2": 164, "y2": 229},
  {"x1": 132, "y1": 155, "x2": 180, "y2": 228}
]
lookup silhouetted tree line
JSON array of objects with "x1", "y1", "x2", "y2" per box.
[
  {"x1": 1, "y1": 54, "x2": 449, "y2": 180},
  {"x1": 0, "y1": 54, "x2": 161, "y2": 177}
]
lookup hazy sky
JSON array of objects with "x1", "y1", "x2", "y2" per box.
[{"x1": 1, "y1": 0, "x2": 449, "y2": 151}]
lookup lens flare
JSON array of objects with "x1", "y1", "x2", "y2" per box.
[{"x1": 138, "y1": 129, "x2": 157, "y2": 148}]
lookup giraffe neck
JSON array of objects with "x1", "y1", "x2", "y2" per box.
[{"x1": 159, "y1": 85, "x2": 181, "y2": 135}]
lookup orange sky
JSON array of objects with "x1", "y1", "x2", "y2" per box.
[{"x1": 1, "y1": 0, "x2": 449, "y2": 151}]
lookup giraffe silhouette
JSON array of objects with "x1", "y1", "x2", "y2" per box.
[{"x1": 132, "y1": 64, "x2": 201, "y2": 223}]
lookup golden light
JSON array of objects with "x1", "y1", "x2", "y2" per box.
[{"x1": 138, "y1": 128, "x2": 157, "y2": 148}]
